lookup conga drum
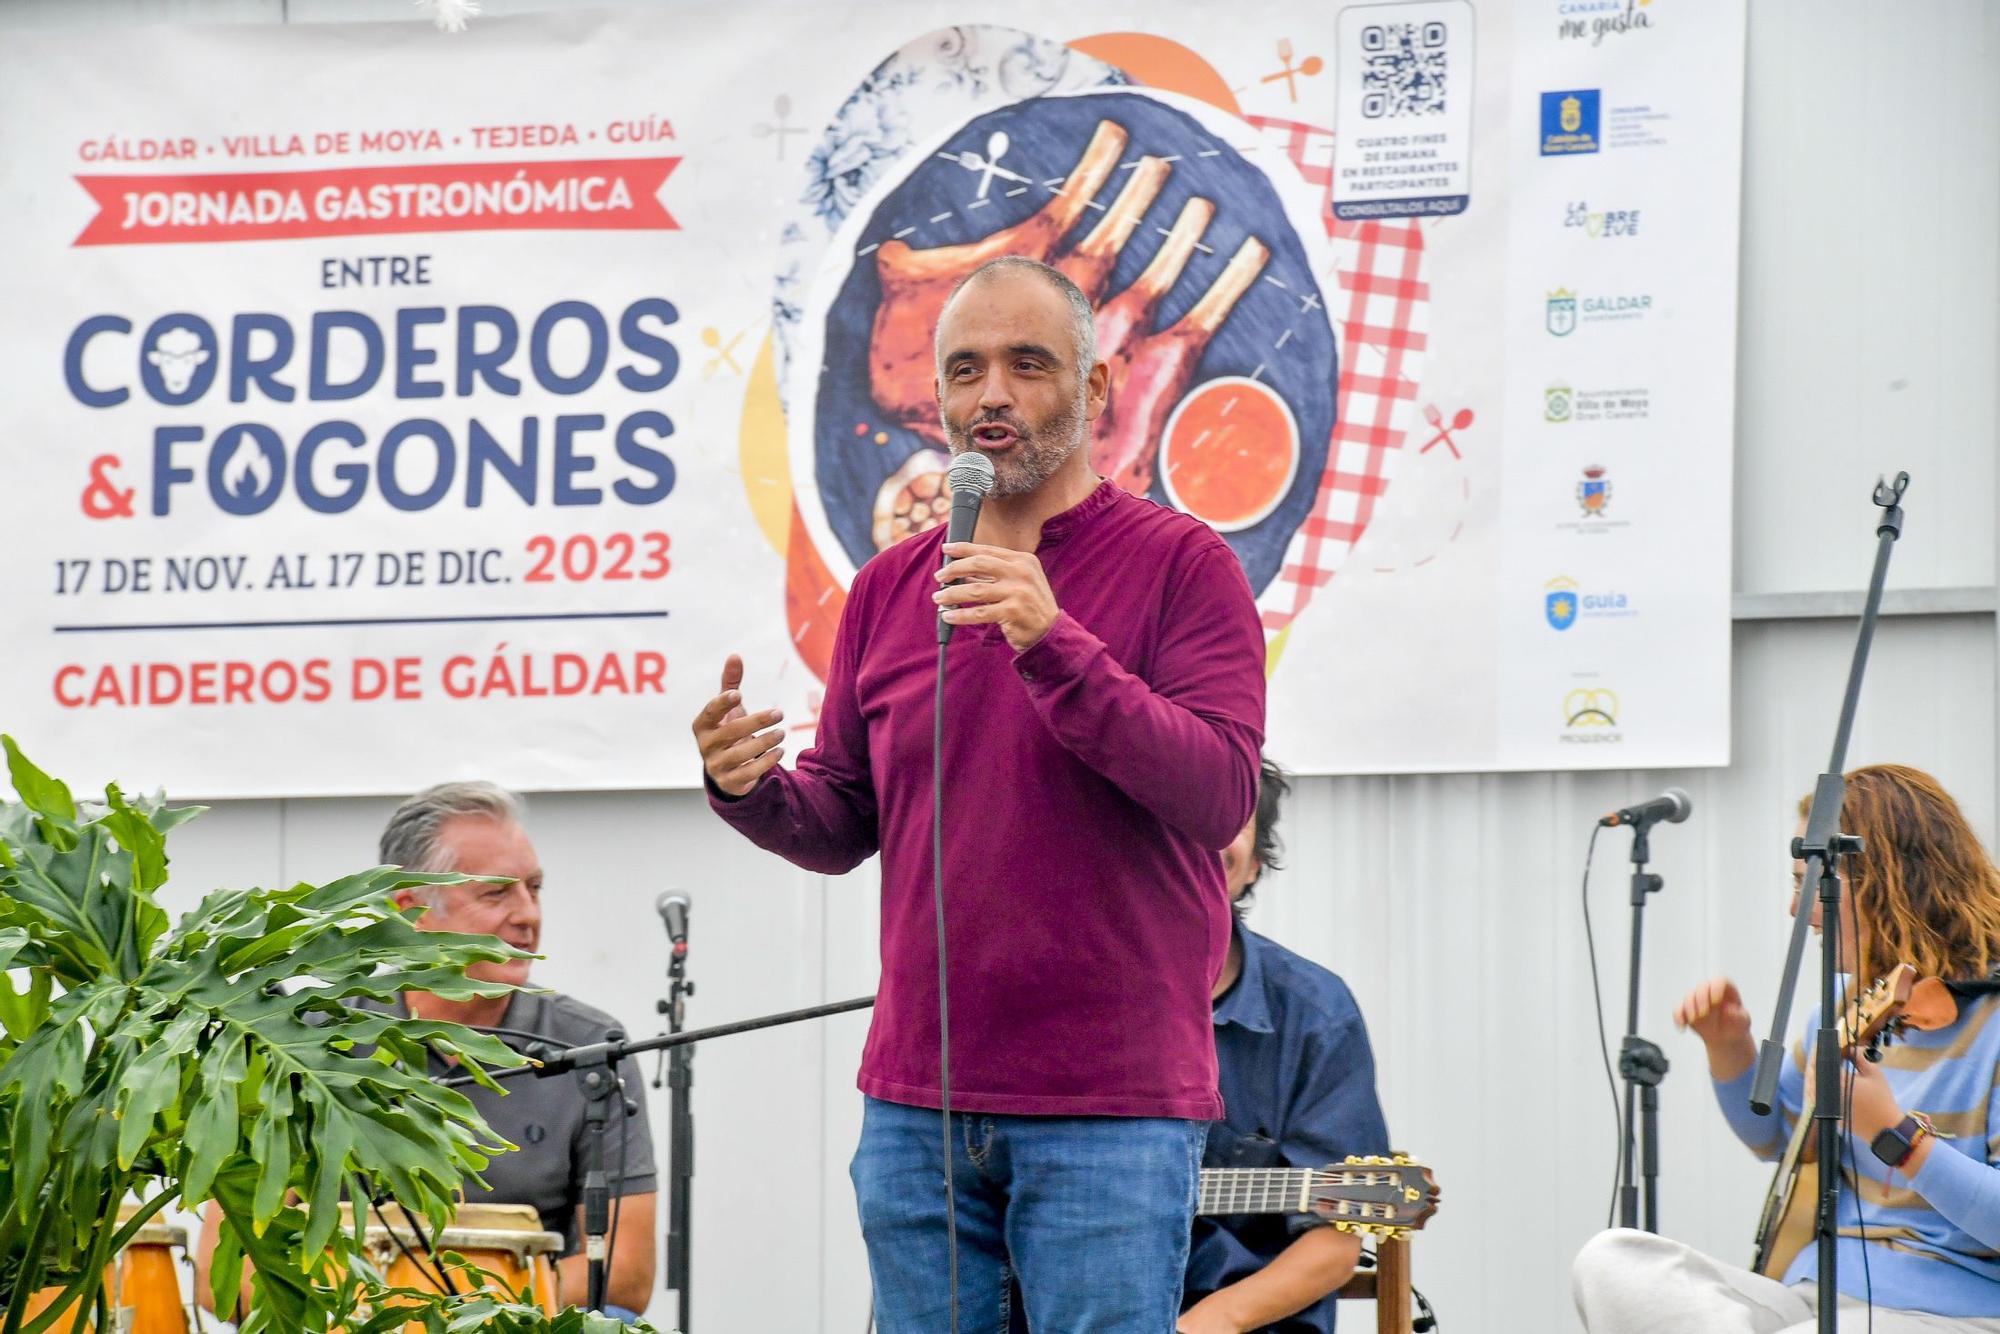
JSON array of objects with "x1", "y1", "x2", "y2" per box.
[
  {"x1": 341, "y1": 1201, "x2": 563, "y2": 1326},
  {"x1": 22, "y1": 1213, "x2": 190, "y2": 1334},
  {"x1": 114, "y1": 1218, "x2": 190, "y2": 1334}
]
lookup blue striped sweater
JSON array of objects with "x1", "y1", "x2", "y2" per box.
[{"x1": 1715, "y1": 987, "x2": 2000, "y2": 1316}]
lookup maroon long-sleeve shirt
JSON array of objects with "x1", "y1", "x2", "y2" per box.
[{"x1": 712, "y1": 480, "x2": 1265, "y2": 1118}]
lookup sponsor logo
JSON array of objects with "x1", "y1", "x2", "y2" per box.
[
  {"x1": 1558, "y1": 464, "x2": 1631, "y2": 536},
  {"x1": 1576, "y1": 463, "x2": 1613, "y2": 514},
  {"x1": 1546, "y1": 286, "x2": 1652, "y2": 335},
  {"x1": 1563, "y1": 199, "x2": 1642, "y2": 238},
  {"x1": 1545, "y1": 576, "x2": 1580, "y2": 630},
  {"x1": 1584, "y1": 292, "x2": 1653, "y2": 322},
  {"x1": 1545, "y1": 574, "x2": 1635, "y2": 631},
  {"x1": 1558, "y1": 0, "x2": 1657, "y2": 45},
  {"x1": 1606, "y1": 102, "x2": 1672, "y2": 151},
  {"x1": 1562, "y1": 686, "x2": 1623, "y2": 743},
  {"x1": 1547, "y1": 288, "x2": 1578, "y2": 336},
  {"x1": 1547, "y1": 384, "x2": 1650, "y2": 423},
  {"x1": 1540, "y1": 89, "x2": 1601, "y2": 155}
]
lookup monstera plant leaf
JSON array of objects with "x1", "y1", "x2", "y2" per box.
[{"x1": 0, "y1": 738, "x2": 664, "y2": 1334}]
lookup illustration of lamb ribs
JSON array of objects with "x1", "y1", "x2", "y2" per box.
[
  {"x1": 862, "y1": 115, "x2": 1276, "y2": 503},
  {"x1": 1091, "y1": 234, "x2": 1271, "y2": 497},
  {"x1": 1091, "y1": 195, "x2": 1213, "y2": 373},
  {"x1": 1055, "y1": 155, "x2": 1171, "y2": 301},
  {"x1": 867, "y1": 121, "x2": 1130, "y2": 443}
]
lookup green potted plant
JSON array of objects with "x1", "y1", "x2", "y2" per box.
[{"x1": 0, "y1": 738, "x2": 661, "y2": 1333}]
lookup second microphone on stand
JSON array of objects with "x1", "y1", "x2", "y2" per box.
[
  {"x1": 1606, "y1": 784, "x2": 1691, "y2": 1234},
  {"x1": 656, "y1": 891, "x2": 690, "y2": 957},
  {"x1": 1601, "y1": 787, "x2": 1693, "y2": 828}
]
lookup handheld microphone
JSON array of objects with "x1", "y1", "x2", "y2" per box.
[
  {"x1": 655, "y1": 891, "x2": 690, "y2": 957},
  {"x1": 1600, "y1": 788, "x2": 1692, "y2": 828},
  {"x1": 938, "y1": 450, "x2": 997, "y2": 645}
]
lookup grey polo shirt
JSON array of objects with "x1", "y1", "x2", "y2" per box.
[{"x1": 362, "y1": 990, "x2": 658, "y2": 1252}]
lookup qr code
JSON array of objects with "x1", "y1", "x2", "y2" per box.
[{"x1": 1359, "y1": 21, "x2": 1448, "y2": 118}]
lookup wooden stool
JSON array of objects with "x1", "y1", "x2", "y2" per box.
[{"x1": 1334, "y1": 1234, "x2": 1412, "y2": 1334}]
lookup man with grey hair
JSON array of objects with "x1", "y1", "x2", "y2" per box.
[
  {"x1": 694, "y1": 257, "x2": 1267, "y2": 1330},
  {"x1": 196, "y1": 781, "x2": 660, "y2": 1322},
  {"x1": 929, "y1": 253, "x2": 1099, "y2": 500}
]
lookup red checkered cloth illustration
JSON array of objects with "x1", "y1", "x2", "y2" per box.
[{"x1": 1246, "y1": 115, "x2": 1429, "y2": 635}]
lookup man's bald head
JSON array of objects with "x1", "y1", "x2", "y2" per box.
[{"x1": 934, "y1": 256, "x2": 1099, "y2": 379}]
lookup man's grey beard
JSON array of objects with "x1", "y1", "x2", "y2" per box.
[{"x1": 943, "y1": 383, "x2": 1090, "y2": 500}]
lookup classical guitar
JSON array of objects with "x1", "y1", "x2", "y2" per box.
[
  {"x1": 1198, "y1": 1154, "x2": 1439, "y2": 1237},
  {"x1": 1749, "y1": 964, "x2": 1956, "y2": 1276}
]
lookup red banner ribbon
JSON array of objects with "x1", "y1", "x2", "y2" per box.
[{"x1": 73, "y1": 157, "x2": 679, "y2": 246}]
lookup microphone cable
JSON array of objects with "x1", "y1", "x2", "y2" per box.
[
  {"x1": 1577, "y1": 822, "x2": 1625, "y2": 1226},
  {"x1": 924, "y1": 448, "x2": 985, "y2": 1334},
  {"x1": 1843, "y1": 1034, "x2": 1875, "y2": 1334},
  {"x1": 1827, "y1": 912, "x2": 1875, "y2": 1334},
  {"x1": 931, "y1": 637, "x2": 961, "y2": 1334}
]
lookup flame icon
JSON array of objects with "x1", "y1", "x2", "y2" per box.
[{"x1": 221, "y1": 433, "x2": 273, "y2": 501}]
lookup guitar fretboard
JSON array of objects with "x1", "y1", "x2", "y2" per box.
[
  {"x1": 1196, "y1": 1167, "x2": 1406, "y2": 1222},
  {"x1": 1199, "y1": 1168, "x2": 1315, "y2": 1216}
]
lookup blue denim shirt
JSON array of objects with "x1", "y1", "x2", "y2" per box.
[{"x1": 1183, "y1": 923, "x2": 1390, "y2": 1334}]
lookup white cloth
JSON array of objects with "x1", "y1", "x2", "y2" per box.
[{"x1": 1572, "y1": 1228, "x2": 2000, "y2": 1333}]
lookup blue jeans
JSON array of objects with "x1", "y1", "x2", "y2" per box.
[{"x1": 852, "y1": 1096, "x2": 1206, "y2": 1333}]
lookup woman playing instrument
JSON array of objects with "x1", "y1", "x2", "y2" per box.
[{"x1": 1575, "y1": 764, "x2": 2000, "y2": 1332}]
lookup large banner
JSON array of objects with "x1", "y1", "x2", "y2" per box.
[{"x1": 0, "y1": 2, "x2": 1742, "y2": 797}]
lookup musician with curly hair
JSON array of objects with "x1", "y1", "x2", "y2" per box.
[{"x1": 1575, "y1": 764, "x2": 2000, "y2": 1332}]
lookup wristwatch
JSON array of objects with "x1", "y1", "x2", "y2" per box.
[{"x1": 1869, "y1": 1112, "x2": 1934, "y2": 1171}]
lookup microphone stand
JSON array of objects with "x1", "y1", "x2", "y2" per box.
[
  {"x1": 439, "y1": 995, "x2": 877, "y2": 1315},
  {"x1": 1747, "y1": 472, "x2": 1908, "y2": 1334},
  {"x1": 576, "y1": 1032, "x2": 624, "y2": 1315},
  {"x1": 1616, "y1": 821, "x2": 1669, "y2": 1233},
  {"x1": 656, "y1": 936, "x2": 696, "y2": 1330}
]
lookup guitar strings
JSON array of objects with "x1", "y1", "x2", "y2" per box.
[{"x1": 1198, "y1": 1169, "x2": 1420, "y2": 1228}]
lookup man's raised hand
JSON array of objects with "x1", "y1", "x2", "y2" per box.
[{"x1": 693, "y1": 655, "x2": 786, "y2": 797}]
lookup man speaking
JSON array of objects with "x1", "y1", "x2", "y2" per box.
[{"x1": 693, "y1": 257, "x2": 1265, "y2": 1331}]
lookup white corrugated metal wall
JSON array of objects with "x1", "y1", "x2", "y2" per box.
[{"x1": 2, "y1": 1, "x2": 1994, "y2": 1328}]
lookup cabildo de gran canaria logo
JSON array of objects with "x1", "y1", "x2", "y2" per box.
[{"x1": 1539, "y1": 90, "x2": 1601, "y2": 155}]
